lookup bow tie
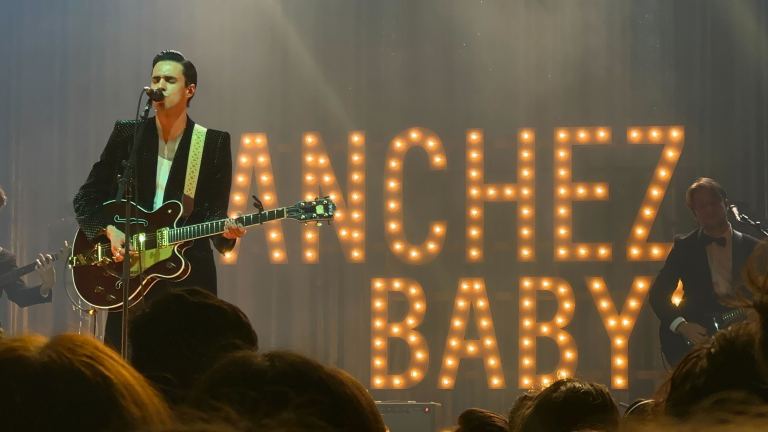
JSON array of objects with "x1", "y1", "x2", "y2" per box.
[{"x1": 702, "y1": 234, "x2": 727, "y2": 247}]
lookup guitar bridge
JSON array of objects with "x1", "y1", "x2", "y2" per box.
[{"x1": 69, "y1": 246, "x2": 113, "y2": 267}]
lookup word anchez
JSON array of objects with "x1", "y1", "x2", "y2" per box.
[{"x1": 225, "y1": 126, "x2": 684, "y2": 265}]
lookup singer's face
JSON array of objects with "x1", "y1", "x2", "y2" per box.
[
  {"x1": 691, "y1": 189, "x2": 727, "y2": 230},
  {"x1": 150, "y1": 60, "x2": 195, "y2": 112}
]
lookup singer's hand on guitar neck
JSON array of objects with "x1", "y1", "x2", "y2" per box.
[
  {"x1": 222, "y1": 218, "x2": 247, "y2": 240},
  {"x1": 105, "y1": 225, "x2": 126, "y2": 262},
  {"x1": 676, "y1": 321, "x2": 709, "y2": 345}
]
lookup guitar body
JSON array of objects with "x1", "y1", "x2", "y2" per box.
[
  {"x1": 659, "y1": 307, "x2": 747, "y2": 367},
  {"x1": 71, "y1": 200, "x2": 191, "y2": 310}
]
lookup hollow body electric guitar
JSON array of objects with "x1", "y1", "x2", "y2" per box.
[{"x1": 69, "y1": 197, "x2": 335, "y2": 310}]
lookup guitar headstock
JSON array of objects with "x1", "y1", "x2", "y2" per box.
[{"x1": 286, "y1": 196, "x2": 336, "y2": 225}]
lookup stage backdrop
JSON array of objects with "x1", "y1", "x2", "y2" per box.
[{"x1": 1, "y1": 0, "x2": 767, "y2": 428}]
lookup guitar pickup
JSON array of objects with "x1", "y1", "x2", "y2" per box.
[{"x1": 156, "y1": 228, "x2": 169, "y2": 248}]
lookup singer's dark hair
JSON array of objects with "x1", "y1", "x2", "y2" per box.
[{"x1": 152, "y1": 50, "x2": 197, "y2": 106}]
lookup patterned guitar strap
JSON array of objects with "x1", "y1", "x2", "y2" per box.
[{"x1": 182, "y1": 124, "x2": 207, "y2": 217}]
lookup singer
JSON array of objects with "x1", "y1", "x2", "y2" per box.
[
  {"x1": 73, "y1": 50, "x2": 247, "y2": 349},
  {"x1": 649, "y1": 177, "x2": 759, "y2": 366}
]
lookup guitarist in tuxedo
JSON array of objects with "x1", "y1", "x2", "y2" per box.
[
  {"x1": 0, "y1": 186, "x2": 56, "y2": 335},
  {"x1": 73, "y1": 50, "x2": 246, "y2": 349},
  {"x1": 650, "y1": 177, "x2": 759, "y2": 366}
]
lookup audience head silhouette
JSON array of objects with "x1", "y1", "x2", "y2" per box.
[
  {"x1": 129, "y1": 287, "x2": 258, "y2": 403},
  {"x1": 188, "y1": 350, "x2": 386, "y2": 431},
  {"x1": 0, "y1": 333, "x2": 172, "y2": 431}
]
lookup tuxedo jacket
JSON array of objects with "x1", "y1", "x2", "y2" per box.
[
  {"x1": 73, "y1": 116, "x2": 235, "y2": 293},
  {"x1": 0, "y1": 248, "x2": 51, "y2": 307},
  {"x1": 649, "y1": 228, "x2": 759, "y2": 330}
]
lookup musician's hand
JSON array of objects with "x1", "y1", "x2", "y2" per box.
[
  {"x1": 106, "y1": 225, "x2": 126, "y2": 262},
  {"x1": 676, "y1": 322, "x2": 709, "y2": 345},
  {"x1": 34, "y1": 253, "x2": 55, "y2": 295},
  {"x1": 222, "y1": 218, "x2": 246, "y2": 239}
]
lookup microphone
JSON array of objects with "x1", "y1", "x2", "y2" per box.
[
  {"x1": 143, "y1": 86, "x2": 165, "y2": 102},
  {"x1": 729, "y1": 204, "x2": 742, "y2": 222}
]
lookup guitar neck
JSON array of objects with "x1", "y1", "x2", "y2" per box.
[
  {"x1": 167, "y1": 208, "x2": 288, "y2": 244},
  {"x1": 719, "y1": 308, "x2": 747, "y2": 328},
  {"x1": 0, "y1": 251, "x2": 61, "y2": 286}
]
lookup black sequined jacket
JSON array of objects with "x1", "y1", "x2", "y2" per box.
[{"x1": 73, "y1": 116, "x2": 236, "y2": 291}]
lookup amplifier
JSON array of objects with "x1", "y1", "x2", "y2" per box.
[{"x1": 376, "y1": 401, "x2": 441, "y2": 432}]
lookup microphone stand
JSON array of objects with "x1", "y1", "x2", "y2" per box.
[
  {"x1": 735, "y1": 210, "x2": 768, "y2": 238},
  {"x1": 115, "y1": 90, "x2": 153, "y2": 360}
]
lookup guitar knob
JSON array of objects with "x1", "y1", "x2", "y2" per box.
[
  {"x1": 107, "y1": 295, "x2": 117, "y2": 302},
  {"x1": 166, "y1": 262, "x2": 176, "y2": 269},
  {"x1": 94, "y1": 286, "x2": 104, "y2": 293}
]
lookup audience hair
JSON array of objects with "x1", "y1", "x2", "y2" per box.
[
  {"x1": 507, "y1": 391, "x2": 537, "y2": 432},
  {"x1": 659, "y1": 322, "x2": 768, "y2": 420},
  {"x1": 515, "y1": 378, "x2": 619, "y2": 432},
  {"x1": 0, "y1": 333, "x2": 173, "y2": 431},
  {"x1": 745, "y1": 241, "x2": 768, "y2": 377},
  {"x1": 455, "y1": 407, "x2": 508, "y2": 432},
  {"x1": 187, "y1": 350, "x2": 386, "y2": 432},
  {"x1": 129, "y1": 287, "x2": 259, "y2": 404}
]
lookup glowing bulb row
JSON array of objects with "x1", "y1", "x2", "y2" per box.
[
  {"x1": 227, "y1": 133, "x2": 286, "y2": 263},
  {"x1": 626, "y1": 126, "x2": 684, "y2": 261},
  {"x1": 586, "y1": 277, "x2": 651, "y2": 389},
  {"x1": 554, "y1": 127, "x2": 612, "y2": 261},
  {"x1": 371, "y1": 278, "x2": 428, "y2": 389},
  {"x1": 438, "y1": 279, "x2": 505, "y2": 389},
  {"x1": 466, "y1": 129, "x2": 535, "y2": 262},
  {"x1": 518, "y1": 278, "x2": 577, "y2": 388},
  {"x1": 303, "y1": 132, "x2": 366, "y2": 263},
  {"x1": 385, "y1": 128, "x2": 447, "y2": 264}
]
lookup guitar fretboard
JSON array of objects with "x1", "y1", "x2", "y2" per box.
[
  {"x1": 70, "y1": 198, "x2": 334, "y2": 269},
  {"x1": 168, "y1": 208, "x2": 288, "y2": 244}
]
